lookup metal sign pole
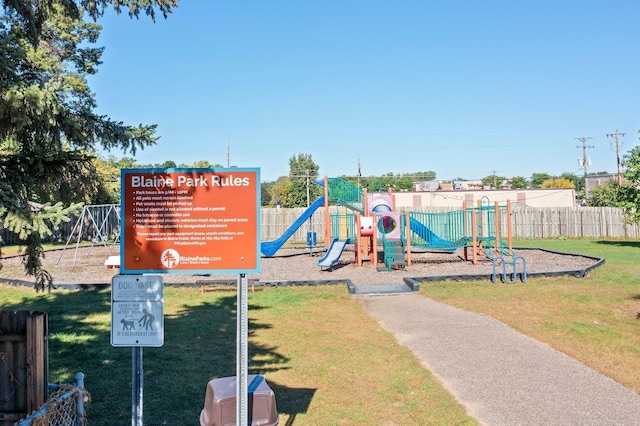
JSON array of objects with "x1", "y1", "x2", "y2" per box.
[
  {"x1": 236, "y1": 273, "x2": 249, "y2": 425},
  {"x1": 132, "y1": 346, "x2": 143, "y2": 426}
]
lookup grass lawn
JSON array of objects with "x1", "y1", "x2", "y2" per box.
[
  {"x1": 0, "y1": 285, "x2": 475, "y2": 425},
  {"x1": 3, "y1": 238, "x2": 640, "y2": 424},
  {"x1": 419, "y1": 238, "x2": 640, "y2": 394}
]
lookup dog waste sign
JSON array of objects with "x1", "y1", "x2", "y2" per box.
[{"x1": 111, "y1": 275, "x2": 164, "y2": 347}]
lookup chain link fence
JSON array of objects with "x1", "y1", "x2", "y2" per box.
[{"x1": 16, "y1": 373, "x2": 88, "y2": 426}]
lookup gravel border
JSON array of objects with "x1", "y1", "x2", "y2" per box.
[{"x1": 0, "y1": 244, "x2": 604, "y2": 292}]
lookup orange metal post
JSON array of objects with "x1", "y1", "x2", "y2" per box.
[{"x1": 363, "y1": 188, "x2": 368, "y2": 213}]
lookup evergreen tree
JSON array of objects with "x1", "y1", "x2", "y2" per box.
[
  {"x1": 3, "y1": 0, "x2": 177, "y2": 44},
  {"x1": 0, "y1": 1, "x2": 175, "y2": 290}
]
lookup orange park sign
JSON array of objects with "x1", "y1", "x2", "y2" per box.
[{"x1": 121, "y1": 168, "x2": 261, "y2": 274}]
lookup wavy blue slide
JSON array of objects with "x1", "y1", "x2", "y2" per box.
[
  {"x1": 317, "y1": 238, "x2": 350, "y2": 271},
  {"x1": 409, "y1": 217, "x2": 457, "y2": 252},
  {"x1": 261, "y1": 196, "x2": 326, "y2": 257}
]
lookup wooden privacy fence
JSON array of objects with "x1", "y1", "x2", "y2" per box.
[
  {"x1": 0, "y1": 311, "x2": 48, "y2": 426},
  {"x1": 261, "y1": 206, "x2": 327, "y2": 242},
  {"x1": 509, "y1": 207, "x2": 639, "y2": 239},
  {"x1": 260, "y1": 206, "x2": 640, "y2": 242},
  {"x1": 2, "y1": 205, "x2": 636, "y2": 246}
]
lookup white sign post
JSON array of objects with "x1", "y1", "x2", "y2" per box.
[{"x1": 111, "y1": 275, "x2": 164, "y2": 426}]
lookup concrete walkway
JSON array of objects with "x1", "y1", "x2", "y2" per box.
[{"x1": 359, "y1": 293, "x2": 640, "y2": 426}]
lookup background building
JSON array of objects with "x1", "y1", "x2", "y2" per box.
[{"x1": 394, "y1": 188, "x2": 576, "y2": 209}]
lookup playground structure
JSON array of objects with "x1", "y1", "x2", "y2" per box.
[
  {"x1": 56, "y1": 179, "x2": 525, "y2": 282},
  {"x1": 316, "y1": 176, "x2": 527, "y2": 283}
]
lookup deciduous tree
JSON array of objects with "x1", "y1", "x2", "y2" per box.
[
  {"x1": 560, "y1": 172, "x2": 581, "y2": 190},
  {"x1": 261, "y1": 181, "x2": 274, "y2": 206},
  {"x1": 282, "y1": 153, "x2": 321, "y2": 207},
  {"x1": 340, "y1": 171, "x2": 436, "y2": 192},
  {"x1": 510, "y1": 176, "x2": 528, "y2": 189},
  {"x1": 587, "y1": 181, "x2": 622, "y2": 207},
  {"x1": 615, "y1": 146, "x2": 640, "y2": 222},
  {"x1": 530, "y1": 173, "x2": 552, "y2": 188},
  {"x1": 92, "y1": 155, "x2": 139, "y2": 204},
  {"x1": 480, "y1": 174, "x2": 506, "y2": 189},
  {"x1": 541, "y1": 178, "x2": 575, "y2": 189}
]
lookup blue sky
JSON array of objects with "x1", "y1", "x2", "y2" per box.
[{"x1": 89, "y1": 1, "x2": 640, "y2": 182}]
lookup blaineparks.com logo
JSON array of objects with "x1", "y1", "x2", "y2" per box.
[{"x1": 160, "y1": 249, "x2": 180, "y2": 268}]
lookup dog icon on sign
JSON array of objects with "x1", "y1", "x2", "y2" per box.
[{"x1": 121, "y1": 318, "x2": 135, "y2": 330}]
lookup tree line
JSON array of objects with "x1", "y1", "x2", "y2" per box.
[
  {"x1": 91, "y1": 153, "x2": 438, "y2": 207},
  {"x1": 92, "y1": 152, "x2": 608, "y2": 208}
]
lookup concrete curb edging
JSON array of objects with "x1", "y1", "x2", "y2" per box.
[{"x1": 0, "y1": 248, "x2": 605, "y2": 292}]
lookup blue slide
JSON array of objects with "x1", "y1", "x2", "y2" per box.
[
  {"x1": 317, "y1": 238, "x2": 350, "y2": 271},
  {"x1": 261, "y1": 196, "x2": 326, "y2": 257},
  {"x1": 409, "y1": 217, "x2": 457, "y2": 252}
]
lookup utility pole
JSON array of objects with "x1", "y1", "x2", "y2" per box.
[
  {"x1": 576, "y1": 137, "x2": 594, "y2": 197},
  {"x1": 606, "y1": 130, "x2": 625, "y2": 185}
]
